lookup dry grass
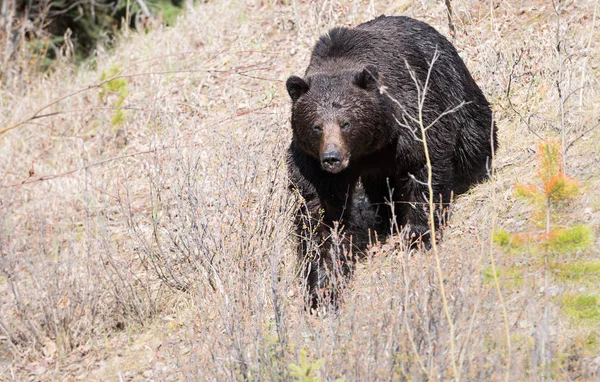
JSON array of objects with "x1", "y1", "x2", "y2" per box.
[{"x1": 1, "y1": 0, "x2": 599, "y2": 380}]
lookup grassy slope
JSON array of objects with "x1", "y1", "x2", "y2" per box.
[{"x1": 0, "y1": 0, "x2": 599, "y2": 380}]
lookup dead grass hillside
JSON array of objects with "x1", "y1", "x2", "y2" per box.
[{"x1": 0, "y1": 0, "x2": 599, "y2": 380}]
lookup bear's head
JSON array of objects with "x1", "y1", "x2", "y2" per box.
[{"x1": 286, "y1": 65, "x2": 387, "y2": 174}]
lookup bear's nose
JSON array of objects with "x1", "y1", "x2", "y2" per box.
[{"x1": 321, "y1": 150, "x2": 341, "y2": 166}]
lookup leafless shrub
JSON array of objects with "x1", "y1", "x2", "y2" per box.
[{"x1": 0, "y1": 186, "x2": 105, "y2": 357}]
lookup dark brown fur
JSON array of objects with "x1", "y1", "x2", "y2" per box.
[{"x1": 286, "y1": 15, "x2": 497, "y2": 309}]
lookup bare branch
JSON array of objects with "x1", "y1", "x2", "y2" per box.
[
  {"x1": 565, "y1": 120, "x2": 600, "y2": 152},
  {"x1": 425, "y1": 101, "x2": 469, "y2": 131}
]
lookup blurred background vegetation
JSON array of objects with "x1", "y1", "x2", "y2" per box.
[{"x1": 0, "y1": 0, "x2": 188, "y2": 90}]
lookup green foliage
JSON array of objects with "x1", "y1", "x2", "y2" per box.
[
  {"x1": 495, "y1": 139, "x2": 596, "y2": 330},
  {"x1": 544, "y1": 174, "x2": 579, "y2": 204},
  {"x1": 581, "y1": 331, "x2": 600, "y2": 351},
  {"x1": 99, "y1": 67, "x2": 127, "y2": 95},
  {"x1": 483, "y1": 265, "x2": 523, "y2": 288},
  {"x1": 537, "y1": 139, "x2": 562, "y2": 185},
  {"x1": 288, "y1": 349, "x2": 325, "y2": 382},
  {"x1": 111, "y1": 110, "x2": 126, "y2": 127},
  {"x1": 561, "y1": 294, "x2": 600, "y2": 323},
  {"x1": 156, "y1": 0, "x2": 186, "y2": 25},
  {"x1": 493, "y1": 228, "x2": 511, "y2": 248},
  {"x1": 514, "y1": 183, "x2": 543, "y2": 203},
  {"x1": 99, "y1": 66, "x2": 129, "y2": 127},
  {"x1": 6, "y1": 1, "x2": 185, "y2": 68},
  {"x1": 505, "y1": 266, "x2": 524, "y2": 288},
  {"x1": 543, "y1": 225, "x2": 594, "y2": 254},
  {"x1": 550, "y1": 260, "x2": 600, "y2": 282},
  {"x1": 493, "y1": 228, "x2": 520, "y2": 250},
  {"x1": 483, "y1": 266, "x2": 501, "y2": 284}
]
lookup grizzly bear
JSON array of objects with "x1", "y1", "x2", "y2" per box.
[{"x1": 286, "y1": 15, "x2": 497, "y2": 309}]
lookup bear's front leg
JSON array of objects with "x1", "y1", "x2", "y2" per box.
[
  {"x1": 301, "y1": 197, "x2": 356, "y2": 310},
  {"x1": 395, "y1": 164, "x2": 454, "y2": 246},
  {"x1": 287, "y1": 144, "x2": 357, "y2": 310}
]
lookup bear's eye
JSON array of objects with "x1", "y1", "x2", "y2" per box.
[
  {"x1": 312, "y1": 125, "x2": 322, "y2": 133},
  {"x1": 341, "y1": 122, "x2": 350, "y2": 130}
]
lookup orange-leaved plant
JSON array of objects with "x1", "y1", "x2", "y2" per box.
[{"x1": 494, "y1": 139, "x2": 592, "y2": 254}]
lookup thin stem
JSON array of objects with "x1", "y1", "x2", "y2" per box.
[
  {"x1": 552, "y1": 0, "x2": 567, "y2": 171},
  {"x1": 486, "y1": 120, "x2": 512, "y2": 381},
  {"x1": 417, "y1": 48, "x2": 459, "y2": 381}
]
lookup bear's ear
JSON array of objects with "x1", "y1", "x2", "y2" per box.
[
  {"x1": 353, "y1": 65, "x2": 379, "y2": 90},
  {"x1": 286, "y1": 75, "x2": 309, "y2": 102}
]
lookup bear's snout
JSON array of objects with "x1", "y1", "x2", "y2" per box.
[
  {"x1": 320, "y1": 144, "x2": 348, "y2": 173},
  {"x1": 319, "y1": 123, "x2": 349, "y2": 173},
  {"x1": 321, "y1": 146, "x2": 341, "y2": 164}
]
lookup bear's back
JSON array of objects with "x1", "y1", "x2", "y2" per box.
[
  {"x1": 305, "y1": 26, "x2": 374, "y2": 74},
  {"x1": 307, "y1": 16, "x2": 454, "y2": 70},
  {"x1": 306, "y1": 15, "x2": 477, "y2": 96}
]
